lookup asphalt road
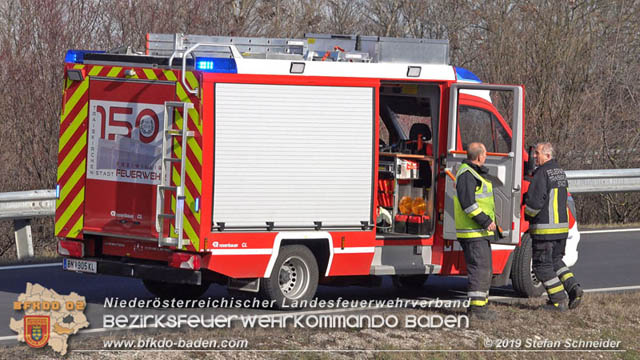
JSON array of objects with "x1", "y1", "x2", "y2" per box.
[
  {"x1": 571, "y1": 230, "x2": 640, "y2": 289},
  {"x1": 0, "y1": 229, "x2": 637, "y2": 343}
]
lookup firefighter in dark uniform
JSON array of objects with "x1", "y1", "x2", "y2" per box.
[
  {"x1": 454, "y1": 142, "x2": 497, "y2": 320},
  {"x1": 525, "y1": 142, "x2": 583, "y2": 311}
]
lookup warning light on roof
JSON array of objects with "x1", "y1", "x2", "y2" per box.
[
  {"x1": 195, "y1": 57, "x2": 237, "y2": 73},
  {"x1": 197, "y1": 60, "x2": 215, "y2": 70},
  {"x1": 64, "y1": 49, "x2": 105, "y2": 64},
  {"x1": 455, "y1": 67, "x2": 482, "y2": 83}
]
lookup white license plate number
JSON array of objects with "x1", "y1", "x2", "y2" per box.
[{"x1": 63, "y1": 258, "x2": 97, "y2": 273}]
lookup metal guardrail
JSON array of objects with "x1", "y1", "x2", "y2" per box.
[
  {"x1": 566, "y1": 169, "x2": 640, "y2": 193},
  {"x1": 0, "y1": 189, "x2": 56, "y2": 219},
  {"x1": 0, "y1": 168, "x2": 638, "y2": 259},
  {"x1": 0, "y1": 190, "x2": 56, "y2": 259}
]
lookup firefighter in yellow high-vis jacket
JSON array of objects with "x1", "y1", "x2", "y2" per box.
[{"x1": 454, "y1": 142, "x2": 497, "y2": 320}]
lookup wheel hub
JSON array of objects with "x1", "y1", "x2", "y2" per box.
[
  {"x1": 278, "y1": 256, "x2": 310, "y2": 299},
  {"x1": 529, "y1": 262, "x2": 541, "y2": 286}
]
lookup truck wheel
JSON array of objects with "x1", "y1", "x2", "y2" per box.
[
  {"x1": 392, "y1": 275, "x2": 429, "y2": 289},
  {"x1": 260, "y1": 245, "x2": 318, "y2": 309},
  {"x1": 511, "y1": 233, "x2": 544, "y2": 297},
  {"x1": 142, "y1": 280, "x2": 210, "y2": 299}
]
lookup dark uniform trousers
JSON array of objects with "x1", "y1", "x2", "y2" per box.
[
  {"x1": 460, "y1": 237, "x2": 493, "y2": 306},
  {"x1": 532, "y1": 238, "x2": 578, "y2": 303}
]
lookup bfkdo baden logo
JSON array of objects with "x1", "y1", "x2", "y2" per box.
[{"x1": 10, "y1": 283, "x2": 89, "y2": 355}]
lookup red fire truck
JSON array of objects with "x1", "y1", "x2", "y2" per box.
[{"x1": 56, "y1": 33, "x2": 579, "y2": 306}]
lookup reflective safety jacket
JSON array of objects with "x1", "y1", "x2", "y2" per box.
[
  {"x1": 524, "y1": 159, "x2": 569, "y2": 240},
  {"x1": 454, "y1": 161, "x2": 495, "y2": 240}
]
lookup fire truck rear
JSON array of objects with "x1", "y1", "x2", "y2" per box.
[{"x1": 55, "y1": 33, "x2": 579, "y2": 306}]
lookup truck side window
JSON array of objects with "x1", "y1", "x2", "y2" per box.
[
  {"x1": 459, "y1": 106, "x2": 511, "y2": 153},
  {"x1": 493, "y1": 113, "x2": 512, "y2": 153}
]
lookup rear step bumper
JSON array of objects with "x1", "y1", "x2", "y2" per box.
[{"x1": 64, "y1": 258, "x2": 202, "y2": 285}]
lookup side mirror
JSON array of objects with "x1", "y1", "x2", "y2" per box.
[{"x1": 525, "y1": 146, "x2": 535, "y2": 176}]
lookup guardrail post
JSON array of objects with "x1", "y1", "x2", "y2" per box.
[{"x1": 14, "y1": 219, "x2": 33, "y2": 259}]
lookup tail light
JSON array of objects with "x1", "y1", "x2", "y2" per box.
[
  {"x1": 169, "y1": 252, "x2": 201, "y2": 270},
  {"x1": 58, "y1": 240, "x2": 84, "y2": 258}
]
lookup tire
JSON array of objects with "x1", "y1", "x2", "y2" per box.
[
  {"x1": 511, "y1": 233, "x2": 545, "y2": 297},
  {"x1": 260, "y1": 245, "x2": 319, "y2": 309},
  {"x1": 392, "y1": 275, "x2": 429, "y2": 289},
  {"x1": 142, "y1": 280, "x2": 210, "y2": 300}
]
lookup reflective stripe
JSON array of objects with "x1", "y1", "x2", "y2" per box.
[
  {"x1": 547, "y1": 284, "x2": 565, "y2": 295},
  {"x1": 530, "y1": 227, "x2": 569, "y2": 235},
  {"x1": 456, "y1": 229, "x2": 494, "y2": 238},
  {"x1": 553, "y1": 188, "x2": 560, "y2": 224},
  {"x1": 475, "y1": 192, "x2": 493, "y2": 199},
  {"x1": 556, "y1": 266, "x2": 570, "y2": 276},
  {"x1": 468, "y1": 291, "x2": 487, "y2": 298},
  {"x1": 470, "y1": 299, "x2": 488, "y2": 307},
  {"x1": 548, "y1": 188, "x2": 555, "y2": 224},
  {"x1": 457, "y1": 228, "x2": 486, "y2": 233},
  {"x1": 543, "y1": 277, "x2": 561, "y2": 287},
  {"x1": 560, "y1": 272, "x2": 574, "y2": 282},
  {"x1": 464, "y1": 203, "x2": 480, "y2": 214},
  {"x1": 525, "y1": 205, "x2": 540, "y2": 217},
  {"x1": 468, "y1": 208, "x2": 483, "y2": 217},
  {"x1": 529, "y1": 222, "x2": 568, "y2": 229},
  {"x1": 456, "y1": 166, "x2": 493, "y2": 198}
]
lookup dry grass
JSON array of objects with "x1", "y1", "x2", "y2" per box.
[{"x1": 2, "y1": 291, "x2": 638, "y2": 359}]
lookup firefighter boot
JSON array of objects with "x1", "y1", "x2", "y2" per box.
[
  {"x1": 568, "y1": 284, "x2": 584, "y2": 309},
  {"x1": 543, "y1": 299, "x2": 568, "y2": 312},
  {"x1": 556, "y1": 267, "x2": 582, "y2": 309},
  {"x1": 467, "y1": 306, "x2": 497, "y2": 320}
]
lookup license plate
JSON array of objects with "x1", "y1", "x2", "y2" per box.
[{"x1": 63, "y1": 258, "x2": 97, "y2": 274}]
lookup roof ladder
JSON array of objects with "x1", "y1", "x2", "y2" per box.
[{"x1": 156, "y1": 101, "x2": 194, "y2": 248}]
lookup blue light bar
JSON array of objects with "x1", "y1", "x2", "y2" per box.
[
  {"x1": 64, "y1": 49, "x2": 105, "y2": 64},
  {"x1": 195, "y1": 57, "x2": 237, "y2": 73},
  {"x1": 195, "y1": 197, "x2": 200, "y2": 213},
  {"x1": 56, "y1": 184, "x2": 60, "y2": 199},
  {"x1": 455, "y1": 67, "x2": 482, "y2": 83}
]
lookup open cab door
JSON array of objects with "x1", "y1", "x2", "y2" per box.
[{"x1": 443, "y1": 83, "x2": 524, "y2": 245}]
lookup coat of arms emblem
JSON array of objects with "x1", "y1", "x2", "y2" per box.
[{"x1": 24, "y1": 316, "x2": 50, "y2": 348}]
